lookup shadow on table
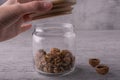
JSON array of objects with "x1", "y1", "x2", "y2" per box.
[{"x1": 48, "y1": 65, "x2": 117, "y2": 80}]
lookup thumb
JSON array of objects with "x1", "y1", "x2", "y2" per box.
[{"x1": 19, "y1": 1, "x2": 53, "y2": 15}]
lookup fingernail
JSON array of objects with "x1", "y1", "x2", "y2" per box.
[{"x1": 43, "y1": 2, "x2": 53, "y2": 9}]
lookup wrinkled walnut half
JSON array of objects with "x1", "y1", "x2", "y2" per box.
[
  {"x1": 96, "y1": 64, "x2": 109, "y2": 75},
  {"x1": 89, "y1": 58, "x2": 100, "y2": 67}
]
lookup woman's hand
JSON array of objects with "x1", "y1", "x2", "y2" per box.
[{"x1": 0, "y1": 0, "x2": 53, "y2": 42}]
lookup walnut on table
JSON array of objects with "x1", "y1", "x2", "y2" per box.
[{"x1": 96, "y1": 64, "x2": 109, "y2": 75}]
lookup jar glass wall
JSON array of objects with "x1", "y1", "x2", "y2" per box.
[{"x1": 33, "y1": 23, "x2": 76, "y2": 76}]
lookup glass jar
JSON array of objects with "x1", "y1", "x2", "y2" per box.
[{"x1": 33, "y1": 23, "x2": 76, "y2": 76}]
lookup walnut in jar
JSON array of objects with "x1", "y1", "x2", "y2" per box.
[
  {"x1": 50, "y1": 48, "x2": 60, "y2": 54},
  {"x1": 35, "y1": 48, "x2": 75, "y2": 73}
]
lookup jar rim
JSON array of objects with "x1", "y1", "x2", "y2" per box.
[
  {"x1": 33, "y1": 22, "x2": 76, "y2": 37},
  {"x1": 33, "y1": 22, "x2": 74, "y2": 28}
]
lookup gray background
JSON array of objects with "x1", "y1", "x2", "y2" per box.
[
  {"x1": 0, "y1": 0, "x2": 120, "y2": 80},
  {"x1": 1, "y1": 0, "x2": 120, "y2": 30}
]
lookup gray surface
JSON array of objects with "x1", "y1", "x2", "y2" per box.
[
  {"x1": 0, "y1": 30, "x2": 120, "y2": 80},
  {"x1": 0, "y1": 0, "x2": 5, "y2": 5},
  {"x1": 0, "y1": 0, "x2": 120, "y2": 80}
]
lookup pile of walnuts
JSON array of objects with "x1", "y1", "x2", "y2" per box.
[{"x1": 35, "y1": 48, "x2": 75, "y2": 73}]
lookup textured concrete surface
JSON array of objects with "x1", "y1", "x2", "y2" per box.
[
  {"x1": 0, "y1": 0, "x2": 120, "y2": 80},
  {"x1": 0, "y1": 30, "x2": 120, "y2": 80}
]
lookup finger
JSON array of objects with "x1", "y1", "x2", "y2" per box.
[
  {"x1": 18, "y1": 0, "x2": 43, "y2": 3},
  {"x1": 23, "y1": 14, "x2": 32, "y2": 22},
  {"x1": 0, "y1": 1, "x2": 52, "y2": 29},
  {"x1": 20, "y1": 24, "x2": 32, "y2": 33},
  {"x1": 20, "y1": 1, "x2": 53, "y2": 15},
  {"x1": 18, "y1": 0, "x2": 32, "y2": 3}
]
